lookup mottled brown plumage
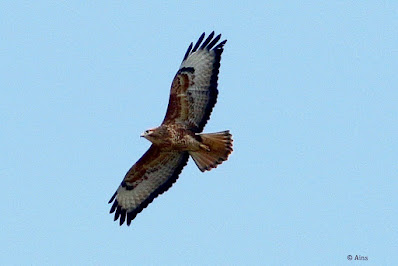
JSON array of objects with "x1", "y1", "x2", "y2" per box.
[{"x1": 109, "y1": 32, "x2": 233, "y2": 226}]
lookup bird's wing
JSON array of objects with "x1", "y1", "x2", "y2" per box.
[
  {"x1": 109, "y1": 145, "x2": 189, "y2": 225},
  {"x1": 162, "y1": 32, "x2": 227, "y2": 132}
]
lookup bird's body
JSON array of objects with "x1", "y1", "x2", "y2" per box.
[
  {"x1": 109, "y1": 32, "x2": 233, "y2": 225},
  {"x1": 142, "y1": 124, "x2": 197, "y2": 151}
]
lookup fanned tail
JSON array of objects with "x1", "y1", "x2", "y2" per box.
[{"x1": 189, "y1": 130, "x2": 233, "y2": 172}]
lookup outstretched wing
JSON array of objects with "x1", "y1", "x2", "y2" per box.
[
  {"x1": 162, "y1": 32, "x2": 227, "y2": 132},
  {"x1": 109, "y1": 146, "x2": 189, "y2": 226}
]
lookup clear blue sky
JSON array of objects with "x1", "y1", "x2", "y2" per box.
[{"x1": 1, "y1": 1, "x2": 397, "y2": 265}]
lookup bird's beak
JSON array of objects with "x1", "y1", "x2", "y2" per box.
[{"x1": 141, "y1": 130, "x2": 152, "y2": 138}]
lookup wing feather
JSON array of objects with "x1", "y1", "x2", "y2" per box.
[
  {"x1": 163, "y1": 32, "x2": 227, "y2": 132},
  {"x1": 200, "y1": 31, "x2": 215, "y2": 49},
  {"x1": 182, "y1": 42, "x2": 193, "y2": 61},
  {"x1": 206, "y1": 33, "x2": 221, "y2": 50},
  {"x1": 192, "y1": 32, "x2": 205, "y2": 53},
  {"x1": 109, "y1": 145, "x2": 189, "y2": 225}
]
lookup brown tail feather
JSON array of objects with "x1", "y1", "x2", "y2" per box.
[{"x1": 190, "y1": 130, "x2": 233, "y2": 172}]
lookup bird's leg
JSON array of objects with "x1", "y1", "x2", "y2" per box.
[{"x1": 199, "y1": 143, "x2": 211, "y2": 152}]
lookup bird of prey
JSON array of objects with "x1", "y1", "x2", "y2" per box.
[{"x1": 109, "y1": 32, "x2": 233, "y2": 226}]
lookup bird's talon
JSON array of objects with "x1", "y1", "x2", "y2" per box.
[{"x1": 200, "y1": 144, "x2": 211, "y2": 152}]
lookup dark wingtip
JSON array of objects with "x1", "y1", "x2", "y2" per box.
[
  {"x1": 110, "y1": 200, "x2": 118, "y2": 214},
  {"x1": 214, "y1": 39, "x2": 227, "y2": 50},
  {"x1": 108, "y1": 191, "x2": 117, "y2": 204},
  {"x1": 192, "y1": 32, "x2": 205, "y2": 53},
  {"x1": 127, "y1": 212, "x2": 136, "y2": 226},
  {"x1": 114, "y1": 206, "x2": 122, "y2": 221},
  {"x1": 183, "y1": 42, "x2": 193, "y2": 61},
  {"x1": 206, "y1": 34, "x2": 221, "y2": 50},
  {"x1": 109, "y1": 198, "x2": 131, "y2": 226},
  {"x1": 119, "y1": 209, "x2": 127, "y2": 226},
  {"x1": 200, "y1": 31, "x2": 215, "y2": 49},
  {"x1": 182, "y1": 32, "x2": 227, "y2": 64}
]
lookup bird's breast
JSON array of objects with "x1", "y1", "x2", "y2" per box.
[{"x1": 156, "y1": 125, "x2": 197, "y2": 151}]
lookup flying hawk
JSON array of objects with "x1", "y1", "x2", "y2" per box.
[{"x1": 109, "y1": 32, "x2": 233, "y2": 226}]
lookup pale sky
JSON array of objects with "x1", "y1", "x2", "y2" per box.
[{"x1": 2, "y1": 1, "x2": 398, "y2": 265}]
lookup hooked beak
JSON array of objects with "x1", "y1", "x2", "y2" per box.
[{"x1": 141, "y1": 130, "x2": 152, "y2": 138}]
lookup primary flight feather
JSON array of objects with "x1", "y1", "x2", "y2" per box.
[{"x1": 109, "y1": 32, "x2": 233, "y2": 226}]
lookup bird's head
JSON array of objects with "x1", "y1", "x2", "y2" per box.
[
  {"x1": 140, "y1": 127, "x2": 163, "y2": 143},
  {"x1": 141, "y1": 128, "x2": 154, "y2": 139}
]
